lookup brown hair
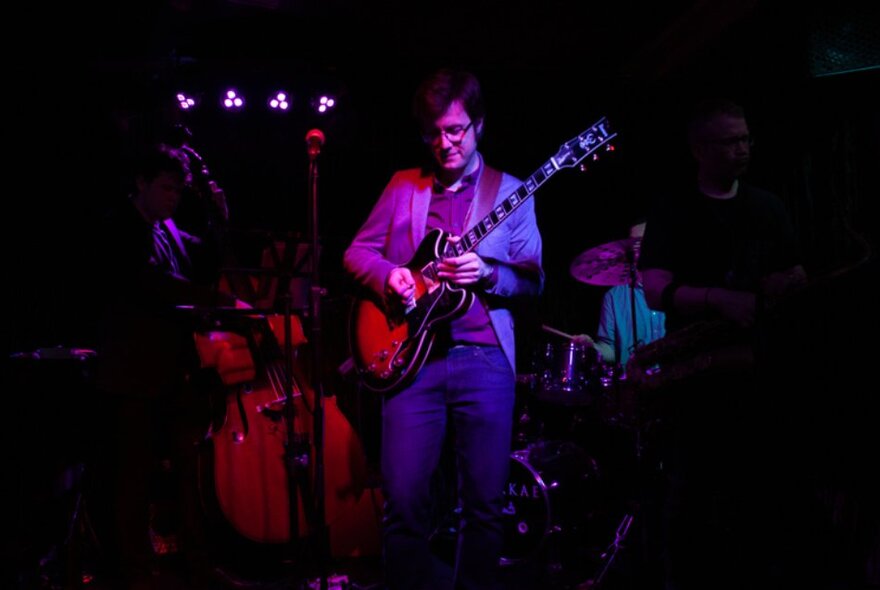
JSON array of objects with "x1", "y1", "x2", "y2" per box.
[{"x1": 413, "y1": 68, "x2": 485, "y2": 133}]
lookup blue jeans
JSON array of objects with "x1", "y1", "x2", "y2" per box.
[{"x1": 381, "y1": 345, "x2": 515, "y2": 590}]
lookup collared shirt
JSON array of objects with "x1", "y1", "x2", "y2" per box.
[
  {"x1": 427, "y1": 164, "x2": 499, "y2": 347},
  {"x1": 152, "y1": 221, "x2": 182, "y2": 275},
  {"x1": 428, "y1": 169, "x2": 478, "y2": 237}
]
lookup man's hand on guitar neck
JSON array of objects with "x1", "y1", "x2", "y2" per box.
[{"x1": 437, "y1": 236, "x2": 497, "y2": 288}]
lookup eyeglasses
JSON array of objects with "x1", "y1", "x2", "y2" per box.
[
  {"x1": 709, "y1": 134, "x2": 754, "y2": 148},
  {"x1": 422, "y1": 121, "x2": 474, "y2": 144}
]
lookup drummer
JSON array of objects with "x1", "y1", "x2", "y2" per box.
[{"x1": 571, "y1": 220, "x2": 665, "y2": 368}]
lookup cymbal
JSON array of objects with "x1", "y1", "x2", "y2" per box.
[{"x1": 570, "y1": 237, "x2": 639, "y2": 286}]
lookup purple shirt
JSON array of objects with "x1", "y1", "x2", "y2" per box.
[{"x1": 428, "y1": 168, "x2": 499, "y2": 347}]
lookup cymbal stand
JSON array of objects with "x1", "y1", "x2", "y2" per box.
[
  {"x1": 626, "y1": 246, "x2": 641, "y2": 364},
  {"x1": 591, "y1": 244, "x2": 656, "y2": 587},
  {"x1": 588, "y1": 513, "x2": 635, "y2": 588},
  {"x1": 624, "y1": 245, "x2": 647, "y2": 466}
]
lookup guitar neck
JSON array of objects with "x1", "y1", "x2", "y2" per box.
[
  {"x1": 445, "y1": 116, "x2": 615, "y2": 258},
  {"x1": 445, "y1": 157, "x2": 560, "y2": 258}
]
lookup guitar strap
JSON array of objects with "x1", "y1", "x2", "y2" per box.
[{"x1": 466, "y1": 163, "x2": 503, "y2": 228}]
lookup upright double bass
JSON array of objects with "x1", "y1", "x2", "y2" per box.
[{"x1": 193, "y1": 311, "x2": 381, "y2": 560}]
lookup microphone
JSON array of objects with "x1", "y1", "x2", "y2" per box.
[{"x1": 305, "y1": 128, "x2": 325, "y2": 157}]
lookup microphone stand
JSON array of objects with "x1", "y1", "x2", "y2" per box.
[
  {"x1": 304, "y1": 133, "x2": 330, "y2": 590},
  {"x1": 623, "y1": 243, "x2": 657, "y2": 588}
]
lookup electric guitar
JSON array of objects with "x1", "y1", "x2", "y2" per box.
[{"x1": 350, "y1": 118, "x2": 617, "y2": 393}]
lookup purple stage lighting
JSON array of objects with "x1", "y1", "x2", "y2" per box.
[
  {"x1": 268, "y1": 91, "x2": 290, "y2": 111},
  {"x1": 222, "y1": 89, "x2": 245, "y2": 110},
  {"x1": 176, "y1": 93, "x2": 197, "y2": 110},
  {"x1": 314, "y1": 94, "x2": 336, "y2": 114}
]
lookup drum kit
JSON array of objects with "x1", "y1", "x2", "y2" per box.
[{"x1": 496, "y1": 235, "x2": 654, "y2": 585}]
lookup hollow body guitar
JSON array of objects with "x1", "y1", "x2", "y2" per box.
[{"x1": 350, "y1": 118, "x2": 617, "y2": 393}]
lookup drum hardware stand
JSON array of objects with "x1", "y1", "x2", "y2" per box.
[
  {"x1": 31, "y1": 461, "x2": 103, "y2": 589},
  {"x1": 577, "y1": 513, "x2": 634, "y2": 589},
  {"x1": 63, "y1": 465, "x2": 105, "y2": 588},
  {"x1": 8, "y1": 349, "x2": 104, "y2": 589},
  {"x1": 625, "y1": 244, "x2": 641, "y2": 366}
]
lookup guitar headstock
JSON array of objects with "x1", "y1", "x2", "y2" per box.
[{"x1": 553, "y1": 117, "x2": 617, "y2": 170}]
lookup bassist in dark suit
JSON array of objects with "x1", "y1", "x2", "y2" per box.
[
  {"x1": 91, "y1": 143, "x2": 243, "y2": 588},
  {"x1": 344, "y1": 69, "x2": 543, "y2": 590}
]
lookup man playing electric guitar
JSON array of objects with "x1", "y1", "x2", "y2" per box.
[{"x1": 343, "y1": 68, "x2": 543, "y2": 590}]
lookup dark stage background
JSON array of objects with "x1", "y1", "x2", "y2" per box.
[
  {"x1": 6, "y1": 1, "x2": 879, "y2": 363},
  {"x1": 3, "y1": 0, "x2": 880, "y2": 586}
]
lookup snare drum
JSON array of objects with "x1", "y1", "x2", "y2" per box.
[{"x1": 537, "y1": 342, "x2": 600, "y2": 405}]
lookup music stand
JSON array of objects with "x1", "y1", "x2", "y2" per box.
[{"x1": 221, "y1": 231, "x2": 317, "y2": 312}]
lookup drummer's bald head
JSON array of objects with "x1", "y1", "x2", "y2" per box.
[{"x1": 686, "y1": 99, "x2": 745, "y2": 146}]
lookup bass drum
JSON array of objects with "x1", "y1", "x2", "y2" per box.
[{"x1": 501, "y1": 440, "x2": 602, "y2": 564}]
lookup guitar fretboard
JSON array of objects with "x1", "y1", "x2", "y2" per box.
[
  {"x1": 444, "y1": 117, "x2": 615, "y2": 259},
  {"x1": 444, "y1": 160, "x2": 559, "y2": 258}
]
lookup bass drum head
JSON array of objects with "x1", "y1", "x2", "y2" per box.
[
  {"x1": 501, "y1": 450, "x2": 552, "y2": 562},
  {"x1": 500, "y1": 440, "x2": 602, "y2": 565}
]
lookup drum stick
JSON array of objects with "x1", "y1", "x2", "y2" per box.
[{"x1": 541, "y1": 324, "x2": 576, "y2": 340}]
